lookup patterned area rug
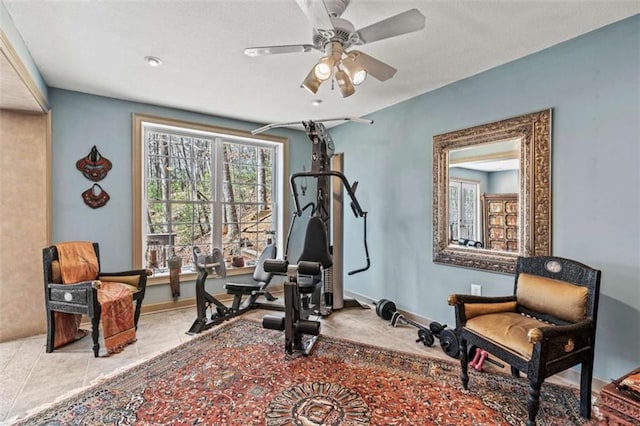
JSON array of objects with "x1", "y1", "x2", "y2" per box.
[{"x1": 13, "y1": 319, "x2": 594, "y2": 425}]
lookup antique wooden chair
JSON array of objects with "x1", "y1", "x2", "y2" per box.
[
  {"x1": 448, "y1": 256, "x2": 601, "y2": 426},
  {"x1": 43, "y1": 242, "x2": 149, "y2": 357}
]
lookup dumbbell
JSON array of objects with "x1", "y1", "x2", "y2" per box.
[
  {"x1": 429, "y1": 321, "x2": 447, "y2": 338},
  {"x1": 376, "y1": 299, "x2": 437, "y2": 347},
  {"x1": 468, "y1": 345, "x2": 505, "y2": 370},
  {"x1": 416, "y1": 328, "x2": 435, "y2": 346},
  {"x1": 390, "y1": 312, "x2": 436, "y2": 347},
  {"x1": 423, "y1": 321, "x2": 461, "y2": 359},
  {"x1": 418, "y1": 320, "x2": 451, "y2": 350}
]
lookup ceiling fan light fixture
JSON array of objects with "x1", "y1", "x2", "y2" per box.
[
  {"x1": 342, "y1": 53, "x2": 367, "y2": 85},
  {"x1": 351, "y1": 69, "x2": 367, "y2": 85},
  {"x1": 335, "y1": 69, "x2": 355, "y2": 98},
  {"x1": 314, "y1": 56, "x2": 335, "y2": 81},
  {"x1": 301, "y1": 68, "x2": 322, "y2": 94}
]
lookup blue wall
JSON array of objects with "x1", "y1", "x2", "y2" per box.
[
  {"x1": 49, "y1": 88, "x2": 313, "y2": 304},
  {"x1": 488, "y1": 170, "x2": 518, "y2": 194},
  {"x1": 331, "y1": 16, "x2": 640, "y2": 381}
]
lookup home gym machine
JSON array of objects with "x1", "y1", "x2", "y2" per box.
[
  {"x1": 263, "y1": 166, "x2": 367, "y2": 354},
  {"x1": 186, "y1": 243, "x2": 278, "y2": 335},
  {"x1": 255, "y1": 118, "x2": 372, "y2": 354},
  {"x1": 253, "y1": 117, "x2": 372, "y2": 312}
]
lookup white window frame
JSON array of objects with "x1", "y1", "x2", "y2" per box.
[
  {"x1": 449, "y1": 178, "x2": 480, "y2": 242},
  {"x1": 132, "y1": 114, "x2": 289, "y2": 282}
]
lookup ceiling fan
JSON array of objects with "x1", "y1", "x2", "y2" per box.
[{"x1": 243, "y1": 0, "x2": 426, "y2": 98}]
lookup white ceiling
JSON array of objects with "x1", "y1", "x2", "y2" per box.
[
  {"x1": 450, "y1": 138, "x2": 519, "y2": 171},
  {"x1": 2, "y1": 1, "x2": 638, "y2": 128}
]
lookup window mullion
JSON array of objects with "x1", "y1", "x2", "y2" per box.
[
  {"x1": 271, "y1": 145, "x2": 279, "y2": 247},
  {"x1": 167, "y1": 136, "x2": 174, "y2": 249},
  {"x1": 189, "y1": 139, "x2": 196, "y2": 258},
  {"x1": 212, "y1": 137, "x2": 223, "y2": 250}
]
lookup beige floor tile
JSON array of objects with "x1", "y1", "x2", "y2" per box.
[
  {"x1": 0, "y1": 338, "x2": 47, "y2": 420},
  {"x1": 0, "y1": 341, "x2": 23, "y2": 373}
]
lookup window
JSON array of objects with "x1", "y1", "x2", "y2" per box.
[
  {"x1": 133, "y1": 114, "x2": 288, "y2": 278},
  {"x1": 449, "y1": 179, "x2": 479, "y2": 242}
]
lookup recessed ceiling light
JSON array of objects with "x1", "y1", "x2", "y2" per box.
[
  {"x1": 311, "y1": 99, "x2": 322, "y2": 106},
  {"x1": 144, "y1": 56, "x2": 162, "y2": 67}
]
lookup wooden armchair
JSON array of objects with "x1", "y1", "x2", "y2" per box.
[
  {"x1": 448, "y1": 256, "x2": 601, "y2": 426},
  {"x1": 43, "y1": 242, "x2": 149, "y2": 357}
]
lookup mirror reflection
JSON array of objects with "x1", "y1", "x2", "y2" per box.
[
  {"x1": 448, "y1": 139, "x2": 520, "y2": 252},
  {"x1": 432, "y1": 109, "x2": 552, "y2": 274}
]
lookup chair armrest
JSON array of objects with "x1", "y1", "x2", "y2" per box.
[
  {"x1": 527, "y1": 319, "x2": 594, "y2": 344},
  {"x1": 48, "y1": 280, "x2": 99, "y2": 290},
  {"x1": 448, "y1": 294, "x2": 517, "y2": 326},
  {"x1": 99, "y1": 269, "x2": 149, "y2": 278},
  {"x1": 448, "y1": 294, "x2": 516, "y2": 306},
  {"x1": 46, "y1": 280, "x2": 100, "y2": 317}
]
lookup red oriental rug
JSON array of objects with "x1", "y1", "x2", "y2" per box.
[{"x1": 13, "y1": 319, "x2": 595, "y2": 425}]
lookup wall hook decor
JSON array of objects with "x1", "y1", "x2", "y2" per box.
[
  {"x1": 82, "y1": 183, "x2": 110, "y2": 209},
  {"x1": 76, "y1": 145, "x2": 112, "y2": 181}
]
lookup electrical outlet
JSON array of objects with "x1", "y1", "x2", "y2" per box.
[{"x1": 471, "y1": 284, "x2": 482, "y2": 296}]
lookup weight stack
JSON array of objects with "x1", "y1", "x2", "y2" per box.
[{"x1": 323, "y1": 267, "x2": 333, "y2": 310}]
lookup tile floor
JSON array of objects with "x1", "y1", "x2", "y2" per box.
[{"x1": 0, "y1": 300, "x2": 582, "y2": 424}]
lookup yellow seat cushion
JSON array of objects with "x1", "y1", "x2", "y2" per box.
[
  {"x1": 99, "y1": 274, "x2": 140, "y2": 289},
  {"x1": 517, "y1": 273, "x2": 588, "y2": 323},
  {"x1": 465, "y1": 312, "x2": 552, "y2": 360}
]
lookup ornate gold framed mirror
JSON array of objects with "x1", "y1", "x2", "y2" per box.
[{"x1": 433, "y1": 109, "x2": 552, "y2": 274}]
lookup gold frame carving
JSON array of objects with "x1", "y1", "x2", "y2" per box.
[{"x1": 433, "y1": 109, "x2": 552, "y2": 274}]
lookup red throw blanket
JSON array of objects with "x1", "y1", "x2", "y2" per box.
[
  {"x1": 55, "y1": 241, "x2": 136, "y2": 354},
  {"x1": 97, "y1": 281, "x2": 136, "y2": 354}
]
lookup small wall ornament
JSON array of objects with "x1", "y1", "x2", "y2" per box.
[
  {"x1": 82, "y1": 183, "x2": 110, "y2": 209},
  {"x1": 76, "y1": 145, "x2": 112, "y2": 181}
]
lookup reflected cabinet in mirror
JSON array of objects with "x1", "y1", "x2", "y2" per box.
[{"x1": 433, "y1": 109, "x2": 552, "y2": 274}]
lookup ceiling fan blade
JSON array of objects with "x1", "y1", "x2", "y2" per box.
[
  {"x1": 244, "y1": 44, "x2": 316, "y2": 57},
  {"x1": 295, "y1": 0, "x2": 334, "y2": 31},
  {"x1": 354, "y1": 9, "x2": 425, "y2": 45},
  {"x1": 348, "y1": 50, "x2": 397, "y2": 81}
]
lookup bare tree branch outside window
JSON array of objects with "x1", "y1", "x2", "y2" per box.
[{"x1": 144, "y1": 129, "x2": 276, "y2": 274}]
